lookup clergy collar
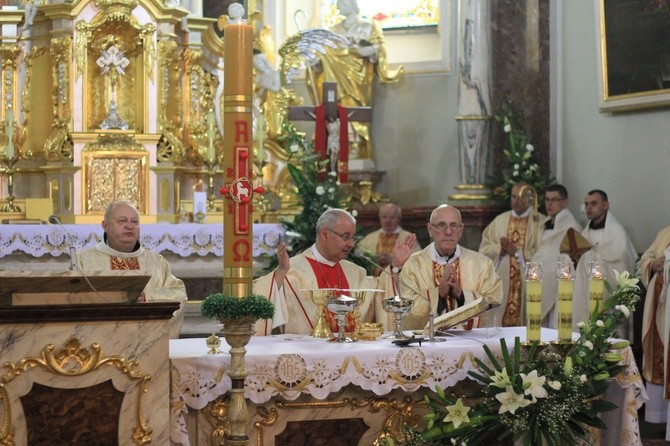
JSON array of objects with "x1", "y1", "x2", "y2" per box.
[
  {"x1": 310, "y1": 244, "x2": 337, "y2": 267},
  {"x1": 512, "y1": 208, "x2": 531, "y2": 218},
  {"x1": 95, "y1": 240, "x2": 143, "y2": 258},
  {"x1": 588, "y1": 213, "x2": 608, "y2": 230},
  {"x1": 103, "y1": 232, "x2": 141, "y2": 253},
  {"x1": 431, "y1": 243, "x2": 461, "y2": 265}
]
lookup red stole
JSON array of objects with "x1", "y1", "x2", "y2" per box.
[
  {"x1": 306, "y1": 257, "x2": 355, "y2": 333},
  {"x1": 314, "y1": 104, "x2": 349, "y2": 183}
]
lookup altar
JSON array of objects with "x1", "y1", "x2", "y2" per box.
[
  {"x1": 0, "y1": 223, "x2": 284, "y2": 279},
  {"x1": 169, "y1": 328, "x2": 647, "y2": 446}
]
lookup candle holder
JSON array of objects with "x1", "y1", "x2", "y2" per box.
[
  {"x1": 554, "y1": 261, "x2": 575, "y2": 344},
  {"x1": 523, "y1": 262, "x2": 544, "y2": 345},
  {"x1": 588, "y1": 260, "x2": 606, "y2": 316},
  {"x1": 0, "y1": 155, "x2": 21, "y2": 213},
  {"x1": 202, "y1": 157, "x2": 222, "y2": 212}
]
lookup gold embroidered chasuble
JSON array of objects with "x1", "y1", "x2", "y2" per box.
[
  {"x1": 75, "y1": 241, "x2": 187, "y2": 338},
  {"x1": 638, "y1": 225, "x2": 670, "y2": 391},
  {"x1": 253, "y1": 248, "x2": 393, "y2": 336},
  {"x1": 399, "y1": 244, "x2": 502, "y2": 330},
  {"x1": 479, "y1": 210, "x2": 545, "y2": 327}
]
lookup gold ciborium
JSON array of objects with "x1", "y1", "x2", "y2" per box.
[
  {"x1": 304, "y1": 288, "x2": 339, "y2": 339},
  {"x1": 339, "y1": 289, "x2": 382, "y2": 340},
  {"x1": 327, "y1": 294, "x2": 358, "y2": 343}
]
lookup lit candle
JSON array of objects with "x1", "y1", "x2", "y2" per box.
[
  {"x1": 5, "y1": 110, "x2": 14, "y2": 159},
  {"x1": 557, "y1": 279, "x2": 573, "y2": 342},
  {"x1": 206, "y1": 110, "x2": 216, "y2": 161},
  {"x1": 526, "y1": 280, "x2": 542, "y2": 342}
]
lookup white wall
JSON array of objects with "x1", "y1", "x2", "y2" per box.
[{"x1": 559, "y1": 1, "x2": 670, "y2": 252}]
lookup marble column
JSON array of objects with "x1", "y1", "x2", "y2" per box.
[{"x1": 451, "y1": 0, "x2": 493, "y2": 201}]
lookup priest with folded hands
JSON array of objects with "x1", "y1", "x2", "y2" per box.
[
  {"x1": 399, "y1": 204, "x2": 502, "y2": 331},
  {"x1": 254, "y1": 208, "x2": 417, "y2": 335}
]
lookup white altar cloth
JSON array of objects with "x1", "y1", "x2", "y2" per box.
[
  {"x1": 0, "y1": 223, "x2": 284, "y2": 258},
  {"x1": 169, "y1": 327, "x2": 647, "y2": 446}
]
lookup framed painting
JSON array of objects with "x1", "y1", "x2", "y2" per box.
[{"x1": 597, "y1": 0, "x2": 670, "y2": 112}]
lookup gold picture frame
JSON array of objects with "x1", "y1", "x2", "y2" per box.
[{"x1": 597, "y1": 0, "x2": 670, "y2": 112}]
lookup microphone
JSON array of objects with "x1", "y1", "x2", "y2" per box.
[
  {"x1": 49, "y1": 215, "x2": 76, "y2": 271},
  {"x1": 48, "y1": 215, "x2": 112, "y2": 303},
  {"x1": 352, "y1": 249, "x2": 445, "y2": 342}
]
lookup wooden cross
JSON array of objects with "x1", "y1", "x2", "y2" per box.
[{"x1": 288, "y1": 82, "x2": 372, "y2": 183}]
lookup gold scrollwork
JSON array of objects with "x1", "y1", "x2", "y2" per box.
[
  {"x1": 250, "y1": 396, "x2": 426, "y2": 446},
  {"x1": 203, "y1": 397, "x2": 229, "y2": 444},
  {"x1": 0, "y1": 337, "x2": 152, "y2": 445}
]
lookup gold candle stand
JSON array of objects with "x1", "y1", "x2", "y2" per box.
[
  {"x1": 0, "y1": 156, "x2": 21, "y2": 212},
  {"x1": 202, "y1": 157, "x2": 222, "y2": 212}
]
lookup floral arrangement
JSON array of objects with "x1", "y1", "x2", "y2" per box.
[
  {"x1": 277, "y1": 122, "x2": 347, "y2": 255},
  {"x1": 394, "y1": 270, "x2": 641, "y2": 446},
  {"x1": 201, "y1": 294, "x2": 275, "y2": 321},
  {"x1": 489, "y1": 104, "x2": 553, "y2": 205}
]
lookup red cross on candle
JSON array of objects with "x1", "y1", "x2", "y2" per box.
[{"x1": 219, "y1": 146, "x2": 264, "y2": 234}]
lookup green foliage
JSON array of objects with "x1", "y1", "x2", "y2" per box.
[
  {"x1": 277, "y1": 122, "x2": 347, "y2": 255},
  {"x1": 200, "y1": 294, "x2": 275, "y2": 320},
  {"x1": 488, "y1": 104, "x2": 554, "y2": 206},
  {"x1": 402, "y1": 271, "x2": 642, "y2": 446}
]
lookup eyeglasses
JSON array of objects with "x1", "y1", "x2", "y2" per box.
[
  {"x1": 429, "y1": 222, "x2": 463, "y2": 232},
  {"x1": 326, "y1": 228, "x2": 362, "y2": 243},
  {"x1": 544, "y1": 197, "x2": 566, "y2": 203}
]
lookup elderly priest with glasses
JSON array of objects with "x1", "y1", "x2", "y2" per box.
[
  {"x1": 254, "y1": 208, "x2": 417, "y2": 336},
  {"x1": 398, "y1": 204, "x2": 503, "y2": 330}
]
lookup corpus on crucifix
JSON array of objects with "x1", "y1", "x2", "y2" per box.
[
  {"x1": 288, "y1": 82, "x2": 371, "y2": 183},
  {"x1": 97, "y1": 45, "x2": 130, "y2": 130}
]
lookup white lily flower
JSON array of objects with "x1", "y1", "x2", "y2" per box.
[
  {"x1": 496, "y1": 386, "x2": 532, "y2": 414},
  {"x1": 504, "y1": 124, "x2": 511, "y2": 133},
  {"x1": 615, "y1": 304, "x2": 630, "y2": 318},
  {"x1": 596, "y1": 320, "x2": 604, "y2": 327},
  {"x1": 315, "y1": 186, "x2": 325, "y2": 195},
  {"x1": 491, "y1": 367, "x2": 513, "y2": 389},
  {"x1": 526, "y1": 144, "x2": 534, "y2": 152},
  {"x1": 583, "y1": 340, "x2": 594, "y2": 350},
  {"x1": 442, "y1": 398, "x2": 470, "y2": 429},
  {"x1": 614, "y1": 270, "x2": 639, "y2": 289},
  {"x1": 580, "y1": 374, "x2": 587, "y2": 384},
  {"x1": 520, "y1": 370, "x2": 548, "y2": 401},
  {"x1": 548, "y1": 380, "x2": 561, "y2": 390}
]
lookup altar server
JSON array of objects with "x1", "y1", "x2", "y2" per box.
[
  {"x1": 572, "y1": 190, "x2": 637, "y2": 335},
  {"x1": 254, "y1": 208, "x2": 416, "y2": 335},
  {"x1": 76, "y1": 200, "x2": 187, "y2": 338},
  {"x1": 399, "y1": 204, "x2": 502, "y2": 330},
  {"x1": 530, "y1": 184, "x2": 581, "y2": 328}
]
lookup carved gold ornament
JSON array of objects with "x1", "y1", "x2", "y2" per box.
[{"x1": 0, "y1": 337, "x2": 152, "y2": 445}]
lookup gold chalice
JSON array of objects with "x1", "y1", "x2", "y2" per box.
[
  {"x1": 382, "y1": 295, "x2": 414, "y2": 339},
  {"x1": 304, "y1": 288, "x2": 339, "y2": 339},
  {"x1": 327, "y1": 294, "x2": 358, "y2": 342},
  {"x1": 340, "y1": 289, "x2": 382, "y2": 340}
]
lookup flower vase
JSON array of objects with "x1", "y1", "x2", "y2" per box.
[{"x1": 219, "y1": 317, "x2": 257, "y2": 446}]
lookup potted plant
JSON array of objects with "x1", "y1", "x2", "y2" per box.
[{"x1": 201, "y1": 293, "x2": 275, "y2": 326}]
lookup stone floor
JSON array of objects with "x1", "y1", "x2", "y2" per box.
[{"x1": 641, "y1": 406, "x2": 669, "y2": 445}]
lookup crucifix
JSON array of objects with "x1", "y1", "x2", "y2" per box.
[{"x1": 288, "y1": 82, "x2": 371, "y2": 183}]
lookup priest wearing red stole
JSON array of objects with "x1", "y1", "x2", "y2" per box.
[{"x1": 254, "y1": 208, "x2": 416, "y2": 335}]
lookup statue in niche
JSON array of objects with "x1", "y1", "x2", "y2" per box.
[{"x1": 97, "y1": 45, "x2": 129, "y2": 130}]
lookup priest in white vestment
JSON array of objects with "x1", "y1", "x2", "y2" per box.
[
  {"x1": 253, "y1": 208, "x2": 416, "y2": 336},
  {"x1": 479, "y1": 182, "x2": 545, "y2": 327},
  {"x1": 529, "y1": 185, "x2": 581, "y2": 328},
  {"x1": 638, "y1": 225, "x2": 670, "y2": 426},
  {"x1": 75, "y1": 201, "x2": 187, "y2": 339},
  {"x1": 399, "y1": 204, "x2": 502, "y2": 330},
  {"x1": 357, "y1": 203, "x2": 421, "y2": 275},
  {"x1": 572, "y1": 190, "x2": 637, "y2": 335}
]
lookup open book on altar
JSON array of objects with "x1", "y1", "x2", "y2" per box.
[{"x1": 427, "y1": 297, "x2": 499, "y2": 331}]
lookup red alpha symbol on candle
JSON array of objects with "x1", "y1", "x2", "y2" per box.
[{"x1": 219, "y1": 145, "x2": 265, "y2": 235}]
